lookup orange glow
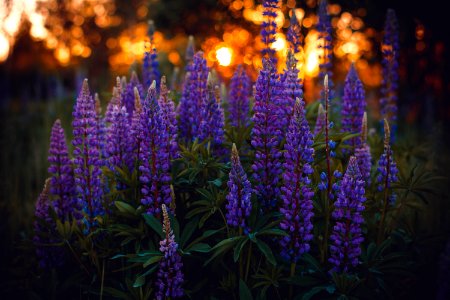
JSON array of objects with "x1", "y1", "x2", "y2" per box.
[
  {"x1": 216, "y1": 46, "x2": 233, "y2": 66},
  {"x1": 55, "y1": 46, "x2": 70, "y2": 65},
  {"x1": 271, "y1": 33, "x2": 286, "y2": 51}
]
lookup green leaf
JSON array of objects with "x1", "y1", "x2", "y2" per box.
[
  {"x1": 234, "y1": 238, "x2": 248, "y2": 262},
  {"x1": 255, "y1": 240, "x2": 276, "y2": 266},
  {"x1": 143, "y1": 255, "x2": 162, "y2": 268},
  {"x1": 180, "y1": 217, "x2": 198, "y2": 248},
  {"x1": 186, "y1": 243, "x2": 211, "y2": 253},
  {"x1": 204, "y1": 237, "x2": 241, "y2": 265},
  {"x1": 239, "y1": 279, "x2": 253, "y2": 300},
  {"x1": 142, "y1": 213, "x2": 164, "y2": 238},
  {"x1": 115, "y1": 201, "x2": 136, "y2": 215},
  {"x1": 301, "y1": 286, "x2": 330, "y2": 300},
  {"x1": 257, "y1": 228, "x2": 287, "y2": 237},
  {"x1": 133, "y1": 275, "x2": 145, "y2": 288}
]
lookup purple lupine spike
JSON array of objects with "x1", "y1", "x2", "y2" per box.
[
  {"x1": 170, "y1": 66, "x2": 180, "y2": 91},
  {"x1": 376, "y1": 119, "x2": 398, "y2": 203},
  {"x1": 198, "y1": 74, "x2": 225, "y2": 149},
  {"x1": 261, "y1": 0, "x2": 279, "y2": 66},
  {"x1": 342, "y1": 64, "x2": 366, "y2": 149},
  {"x1": 228, "y1": 65, "x2": 251, "y2": 128},
  {"x1": 279, "y1": 99, "x2": 315, "y2": 262},
  {"x1": 156, "y1": 204, "x2": 184, "y2": 299},
  {"x1": 287, "y1": 10, "x2": 303, "y2": 54},
  {"x1": 33, "y1": 179, "x2": 63, "y2": 268},
  {"x1": 48, "y1": 119, "x2": 77, "y2": 221},
  {"x1": 95, "y1": 94, "x2": 107, "y2": 159},
  {"x1": 251, "y1": 58, "x2": 282, "y2": 209},
  {"x1": 355, "y1": 112, "x2": 372, "y2": 184},
  {"x1": 329, "y1": 156, "x2": 366, "y2": 273},
  {"x1": 380, "y1": 9, "x2": 399, "y2": 128},
  {"x1": 158, "y1": 76, "x2": 179, "y2": 159},
  {"x1": 139, "y1": 81, "x2": 171, "y2": 215},
  {"x1": 123, "y1": 71, "x2": 145, "y2": 119},
  {"x1": 130, "y1": 87, "x2": 143, "y2": 171},
  {"x1": 226, "y1": 144, "x2": 252, "y2": 231},
  {"x1": 178, "y1": 51, "x2": 209, "y2": 141},
  {"x1": 317, "y1": 0, "x2": 333, "y2": 85},
  {"x1": 106, "y1": 105, "x2": 134, "y2": 172},
  {"x1": 142, "y1": 20, "x2": 161, "y2": 90},
  {"x1": 105, "y1": 77, "x2": 123, "y2": 124},
  {"x1": 72, "y1": 79, "x2": 104, "y2": 226},
  {"x1": 280, "y1": 50, "x2": 303, "y2": 129},
  {"x1": 314, "y1": 103, "x2": 326, "y2": 136},
  {"x1": 185, "y1": 35, "x2": 195, "y2": 64}
]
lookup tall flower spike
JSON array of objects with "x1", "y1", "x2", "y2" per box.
[
  {"x1": 142, "y1": 20, "x2": 161, "y2": 90},
  {"x1": 130, "y1": 87, "x2": 143, "y2": 171},
  {"x1": 105, "y1": 77, "x2": 123, "y2": 124},
  {"x1": 226, "y1": 144, "x2": 252, "y2": 231},
  {"x1": 261, "y1": 0, "x2": 279, "y2": 66},
  {"x1": 95, "y1": 93, "x2": 107, "y2": 159},
  {"x1": 156, "y1": 204, "x2": 184, "y2": 299},
  {"x1": 314, "y1": 103, "x2": 326, "y2": 136},
  {"x1": 329, "y1": 156, "x2": 366, "y2": 273},
  {"x1": 170, "y1": 66, "x2": 180, "y2": 90},
  {"x1": 185, "y1": 35, "x2": 195, "y2": 64},
  {"x1": 280, "y1": 99, "x2": 315, "y2": 262},
  {"x1": 287, "y1": 10, "x2": 303, "y2": 54},
  {"x1": 317, "y1": 0, "x2": 333, "y2": 86},
  {"x1": 251, "y1": 59, "x2": 282, "y2": 209},
  {"x1": 34, "y1": 179, "x2": 64, "y2": 268},
  {"x1": 228, "y1": 65, "x2": 251, "y2": 128},
  {"x1": 342, "y1": 64, "x2": 366, "y2": 149},
  {"x1": 106, "y1": 105, "x2": 134, "y2": 173},
  {"x1": 48, "y1": 119, "x2": 77, "y2": 221},
  {"x1": 178, "y1": 51, "x2": 209, "y2": 141},
  {"x1": 280, "y1": 50, "x2": 303, "y2": 129},
  {"x1": 380, "y1": 9, "x2": 399, "y2": 128},
  {"x1": 198, "y1": 73, "x2": 225, "y2": 150},
  {"x1": 355, "y1": 112, "x2": 372, "y2": 184},
  {"x1": 376, "y1": 119, "x2": 398, "y2": 202},
  {"x1": 158, "y1": 75, "x2": 179, "y2": 159},
  {"x1": 123, "y1": 71, "x2": 145, "y2": 119},
  {"x1": 139, "y1": 81, "x2": 172, "y2": 215},
  {"x1": 72, "y1": 79, "x2": 104, "y2": 226}
]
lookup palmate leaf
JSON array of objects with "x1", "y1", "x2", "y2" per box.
[
  {"x1": 255, "y1": 239, "x2": 276, "y2": 266},
  {"x1": 142, "y1": 213, "x2": 164, "y2": 238},
  {"x1": 204, "y1": 236, "x2": 243, "y2": 266},
  {"x1": 239, "y1": 279, "x2": 254, "y2": 300}
]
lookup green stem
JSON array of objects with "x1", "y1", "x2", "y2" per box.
[
  {"x1": 100, "y1": 259, "x2": 105, "y2": 300},
  {"x1": 245, "y1": 242, "x2": 252, "y2": 282},
  {"x1": 377, "y1": 148, "x2": 391, "y2": 244},
  {"x1": 289, "y1": 262, "x2": 296, "y2": 299},
  {"x1": 219, "y1": 208, "x2": 230, "y2": 237},
  {"x1": 65, "y1": 240, "x2": 90, "y2": 276}
]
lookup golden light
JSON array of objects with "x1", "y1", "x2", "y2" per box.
[
  {"x1": 55, "y1": 46, "x2": 70, "y2": 65},
  {"x1": 216, "y1": 46, "x2": 233, "y2": 66},
  {"x1": 271, "y1": 33, "x2": 286, "y2": 51},
  {"x1": 304, "y1": 30, "x2": 320, "y2": 78},
  {"x1": 0, "y1": 33, "x2": 10, "y2": 61}
]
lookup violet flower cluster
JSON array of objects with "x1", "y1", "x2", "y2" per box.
[
  {"x1": 142, "y1": 20, "x2": 160, "y2": 90},
  {"x1": 286, "y1": 11, "x2": 303, "y2": 54},
  {"x1": 226, "y1": 144, "x2": 252, "y2": 231},
  {"x1": 251, "y1": 59, "x2": 282, "y2": 209},
  {"x1": 139, "y1": 82, "x2": 172, "y2": 215},
  {"x1": 355, "y1": 112, "x2": 372, "y2": 184},
  {"x1": 198, "y1": 75, "x2": 225, "y2": 149},
  {"x1": 329, "y1": 156, "x2": 366, "y2": 273},
  {"x1": 228, "y1": 65, "x2": 251, "y2": 128},
  {"x1": 380, "y1": 9, "x2": 399, "y2": 127},
  {"x1": 72, "y1": 79, "x2": 104, "y2": 225},
  {"x1": 261, "y1": 0, "x2": 278, "y2": 65},
  {"x1": 48, "y1": 119, "x2": 77, "y2": 221},
  {"x1": 178, "y1": 51, "x2": 208, "y2": 141},
  {"x1": 123, "y1": 71, "x2": 145, "y2": 119},
  {"x1": 314, "y1": 103, "x2": 326, "y2": 136},
  {"x1": 376, "y1": 120, "x2": 399, "y2": 203},
  {"x1": 317, "y1": 0, "x2": 333, "y2": 85},
  {"x1": 279, "y1": 99, "x2": 315, "y2": 262},
  {"x1": 281, "y1": 50, "x2": 303, "y2": 128},
  {"x1": 342, "y1": 64, "x2": 366, "y2": 149},
  {"x1": 158, "y1": 76, "x2": 179, "y2": 159},
  {"x1": 156, "y1": 204, "x2": 184, "y2": 299}
]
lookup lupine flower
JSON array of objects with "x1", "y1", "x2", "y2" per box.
[
  {"x1": 317, "y1": 0, "x2": 333, "y2": 85},
  {"x1": 105, "y1": 77, "x2": 123, "y2": 124},
  {"x1": 380, "y1": 9, "x2": 399, "y2": 127},
  {"x1": 158, "y1": 76, "x2": 179, "y2": 159},
  {"x1": 72, "y1": 79, "x2": 104, "y2": 226},
  {"x1": 48, "y1": 119, "x2": 77, "y2": 221},
  {"x1": 139, "y1": 81, "x2": 171, "y2": 215},
  {"x1": 355, "y1": 112, "x2": 372, "y2": 184},
  {"x1": 142, "y1": 20, "x2": 160, "y2": 90},
  {"x1": 280, "y1": 99, "x2": 315, "y2": 262},
  {"x1": 329, "y1": 156, "x2": 366, "y2": 273},
  {"x1": 261, "y1": 0, "x2": 279, "y2": 66},
  {"x1": 226, "y1": 144, "x2": 252, "y2": 231},
  {"x1": 123, "y1": 71, "x2": 145, "y2": 119},
  {"x1": 228, "y1": 65, "x2": 251, "y2": 128},
  {"x1": 198, "y1": 74, "x2": 225, "y2": 149},
  {"x1": 130, "y1": 87, "x2": 143, "y2": 171},
  {"x1": 376, "y1": 119, "x2": 398, "y2": 203},
  {"x1": 170, "y1": 66, "x2": 180, "y2": 91},
  {"x1": 156, "y1": 204, "x2": 184, "y2": 299},
  {"x1": 280, "y1": 50, "x2": 303, "y2": 129},
  {"x1": 286, "y1": 10, "x2": 303, "y2": 54},
  {"x1": 106, "y1": 105, "x2": 134, "y2": 172},
  {"x1": 178, "y1": 51, "x2": 209, "y2": 141},
  {"x1": 185, "y1": 35, "x2": 195, "y2": 64},
  {"x1": 34, "y1": 179, "x2": 64, "y2": 268},
  {"x1": 251, "y1": 59, "x2": 282, "y2": 209},
  {"x1": 342, "y1": 64, "x2": 366, "y2": 149},
  {"x1": 314, "y1": 103, "x2": 326, "y2": 136},
  {"x1": 95, "y1": 93, "x2": 107, "y2": 160}
]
